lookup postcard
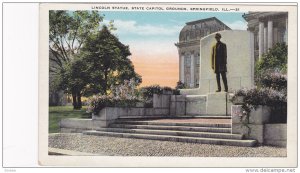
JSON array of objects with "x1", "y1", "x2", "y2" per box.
[{"x1": 39, "y1": 2, "x2": 297, "y2": 167}]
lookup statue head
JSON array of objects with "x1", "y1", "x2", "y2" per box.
[{"x1": 215, "y1": 33, "x2": 221, "y2": 41}]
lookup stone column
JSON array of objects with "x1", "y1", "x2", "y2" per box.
[
  {"x1": 180, "y1": 55, "x2": 185, "y2": 83},
  {"x1": 267, "y1": 20, "x2": 273, "y2": 49},
  {"x1": 263, "y1": 27, "x2": 268, "y2": 53},
  {"x1": 258, "y1": 22, "x2": 264, "y2": 59},
  {"x1": 273, "y1": 27, "x2": 278, "y2": 44},
  {"x1": 190, "y1": 54, "x2": 195, "y2": 87}
]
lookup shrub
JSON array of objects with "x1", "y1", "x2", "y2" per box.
[
  {"x1": 260, "y1": 72, "x2": 287, "y2": 91},
  {"x1": 231, "y1": 88, "x2": 286, "y2": 107},
  {"x1": 175, "y1": 81, "x2": 185, "y2": 90},
  {"x1": 87, "y1": 78, "x2": 141, "y2": 114},
  {"x1": 255, "y1": 43, "x2": 287, "y2": 84},
  {"x1": 162, "y1": 86, "x2": 173, "y2": 92},
  {"x1": 139, "y1": 85, "x2": 179, "y2": 106},
  {"x1": 231, "y1": 87, "x2": 287, "y2": 124},
  {"x1": 139, "y1": 85, "x2": 163, "y2": 100},
  {"x1": 110, "y1": 78, "x2": 140, "y2": 100}
]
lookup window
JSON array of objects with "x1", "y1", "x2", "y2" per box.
[
  {"x1": 185, "y1": 56, "x2": 191, "y2": 67},
  {"x1": 195, "y1": 52, "x2": 200, "y2": 65}
]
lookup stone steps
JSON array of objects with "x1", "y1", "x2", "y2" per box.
[
  {"x1": 82, "y1": 118, "x2": 257, "y2": 147},
  {"x1": 110, "y1": 124, "x2": 232, "y2": 133},
  {"x1": 118, "y1": 115, "x2": 231, "y2": 120},
  {"x1": 83, "y1": 130, "x2": 256, "y2": 147},
  {"x1": 94, "y1": 127, "x2": 243, "y2": 140},
  {"x1": 114, "y1": 120, "x2": 231, "y2": 128}
]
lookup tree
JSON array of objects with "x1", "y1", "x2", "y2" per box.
[
  {"x1": 49, "y1": 10, "x2": 103, "y2": 109},
  {"x1": 80, "y1": 26, "x2": 142, "y2": 95},
  {"x1": 255, "y1": 43, "x2": 287, "y2": 84},
  {"x1": 57, "y1": 57, "x2": 90, "y2": 109}
]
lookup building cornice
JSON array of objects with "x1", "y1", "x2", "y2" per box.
[{"x1": 175, "y1": 40, "x2": 200, "y2": 48}]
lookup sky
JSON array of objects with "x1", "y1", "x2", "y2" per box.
[{"x1": 100, "y1": 11, "x2": 248, "y2": 87}]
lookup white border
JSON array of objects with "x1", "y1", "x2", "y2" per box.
[{"x1": 36, "y1": 3, "x2": 298, "y2": 167}]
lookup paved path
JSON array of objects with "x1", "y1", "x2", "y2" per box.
[{"x1": 49, "y1": 133, "x2": 286, "y2": 157}]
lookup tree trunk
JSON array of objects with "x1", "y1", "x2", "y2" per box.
[
  {"x1": 72, "y1": 92, "x2": 78, "y2": 109},
  {"x1": 77, "y1": 91, "x2": 82, "y2": 109},
  {"x1": 103, "y1": 69, "x2": 108, "y2": 94}
]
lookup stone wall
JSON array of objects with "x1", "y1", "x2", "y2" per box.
[
  {"x1": 231, "y1": 105, "x2": 286, "y2": 147},
  {"x1": 264, "y1": 124, "x2": 287, "y2": 147}
]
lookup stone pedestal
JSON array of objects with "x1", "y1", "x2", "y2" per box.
[
  {"x1": 206, "y1": 92, "x2": 228, "y2": 116},
  {"x1": 186, "y1": 95, "x2": 207, "y2": 115},
  {"x1": 170, "y1": 95, "x2": 186, "y2": 116}
]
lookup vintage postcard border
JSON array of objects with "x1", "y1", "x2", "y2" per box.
[{"x1": 39, "y1": 2, "x2": 298, "y2": 167}]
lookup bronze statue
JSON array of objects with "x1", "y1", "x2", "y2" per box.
[{"x1": 211, "y1": 33, "x2": 228, "y2": 92}]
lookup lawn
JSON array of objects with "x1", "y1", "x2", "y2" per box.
[{"x1": 49, "y1": 106, "x2": 90, "y2": 133}]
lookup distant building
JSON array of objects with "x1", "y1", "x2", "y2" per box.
[
  {"x1": 242, "y1": 12, "x2": 288, "y2": 61},
  {"x1": 175, "y1": 17, "x2": 231, "y2": 88}
]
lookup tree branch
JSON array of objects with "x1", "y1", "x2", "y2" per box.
[
  {"x1": 63, "y1": 35, "x2": 72, "y2": 51},
  {"x1": 71, "y1": 27, "x2": 79, "y2": 50},
  {"x1": 49, "y1": 47, "x2": 63, "y2": 67},
  {"x1": 59, "y1": 36, "x2": 70, "y2": 62},
  {"x1": 50, "y1": 37, "x2": 68, "y2": 63}
]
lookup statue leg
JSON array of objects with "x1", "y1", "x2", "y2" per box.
[
  {"x1": 216, "y1": 73, "x2": 221, "y2": 92},
  {"x1": 221, "y1": 72, "x2": 228, "y2": 92}
]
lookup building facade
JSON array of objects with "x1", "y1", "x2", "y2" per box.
[
  {"x1": 175, "y1": 17, "x2": 231, "y2": 88},
  {"x1": 242, "y1": 12, "x2": 288, "y2": 61}
]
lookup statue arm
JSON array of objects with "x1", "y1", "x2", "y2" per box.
[
  {"x1": 224, "y1": 44, "x2": 227, "y2": 64},
  {"x1": 211, "y1": 45, "x2": 215, "y2": 70}
]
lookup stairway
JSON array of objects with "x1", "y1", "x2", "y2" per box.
[{"x1": 83, "y1": 118, "x2": 257, "y2": 147}]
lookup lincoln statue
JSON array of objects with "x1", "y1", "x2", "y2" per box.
[{"x1": 211, "y1": 33, "x2": 228, "y2": 92}]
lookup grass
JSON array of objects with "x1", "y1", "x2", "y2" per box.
[{"x1": 49, "y1": 106, "x2": 91, "y2": 133}]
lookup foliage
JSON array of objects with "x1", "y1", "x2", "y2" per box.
[
  {"x1": 50, "y1": 16, "x2": 142, "y2": 109},
  {"x1": 231, "y1": 88, "x2": 286, "y2": 107},
  {"x1": 175, "y1": 81, "x2": 185, "y2": 90},
  {"x1": 237, "y1": 43, "x2": 289, "y2": 124},
  {"x1": 260, "y1": 72, "x2": 287, "y2": 91},
  {"x1": 86, "y1": 82, "x2": 181, "y2": 114},
  {"x1": 49, "y1": 10, "x2": 103, "y2": 74},
  {"x1": 139, "y1": 85, "x2": 163, "y2": 100},
  {"x1": 110, "y1": 78, "x2": 141, "y2": 100},
  {"x1": 255, "y1": 43, "x2": 287, "y2": 84},
  {"x1": 231, "y1": 87, "x2": 287, "y2": 126},
  {"x1": 231, "y1": 88, "x2": 247, "y2": 98},
  {"x1": 86, "y1": 79, "x2": 141, "y2": 114},
  {"x1": 57, "y1": 57, "x2": 89, "y2": 95},
  {"x1": 162, "y1": 86, "x2": 173, "y2": 92},
  {"x1": 49, "y1": 10, "x2": 104, "y2": 109}
]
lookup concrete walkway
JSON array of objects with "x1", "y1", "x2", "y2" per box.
[
  {"x1": 48, "y1": 147, "x2": 100, "y2": 156},
  {"x1": 49, "y1": 133, "x2": 286, "y2": 157}
]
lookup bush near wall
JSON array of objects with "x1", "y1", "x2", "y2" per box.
[
  {"x1": 87, "y1": 81, "x2": 180, "y2": 114},
  {"x1": 255, "y1": 43, "x2": 287, "y2": 85},
  {"x1": 231, "y1": 87, "x2": 287, "y2": 124}
]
